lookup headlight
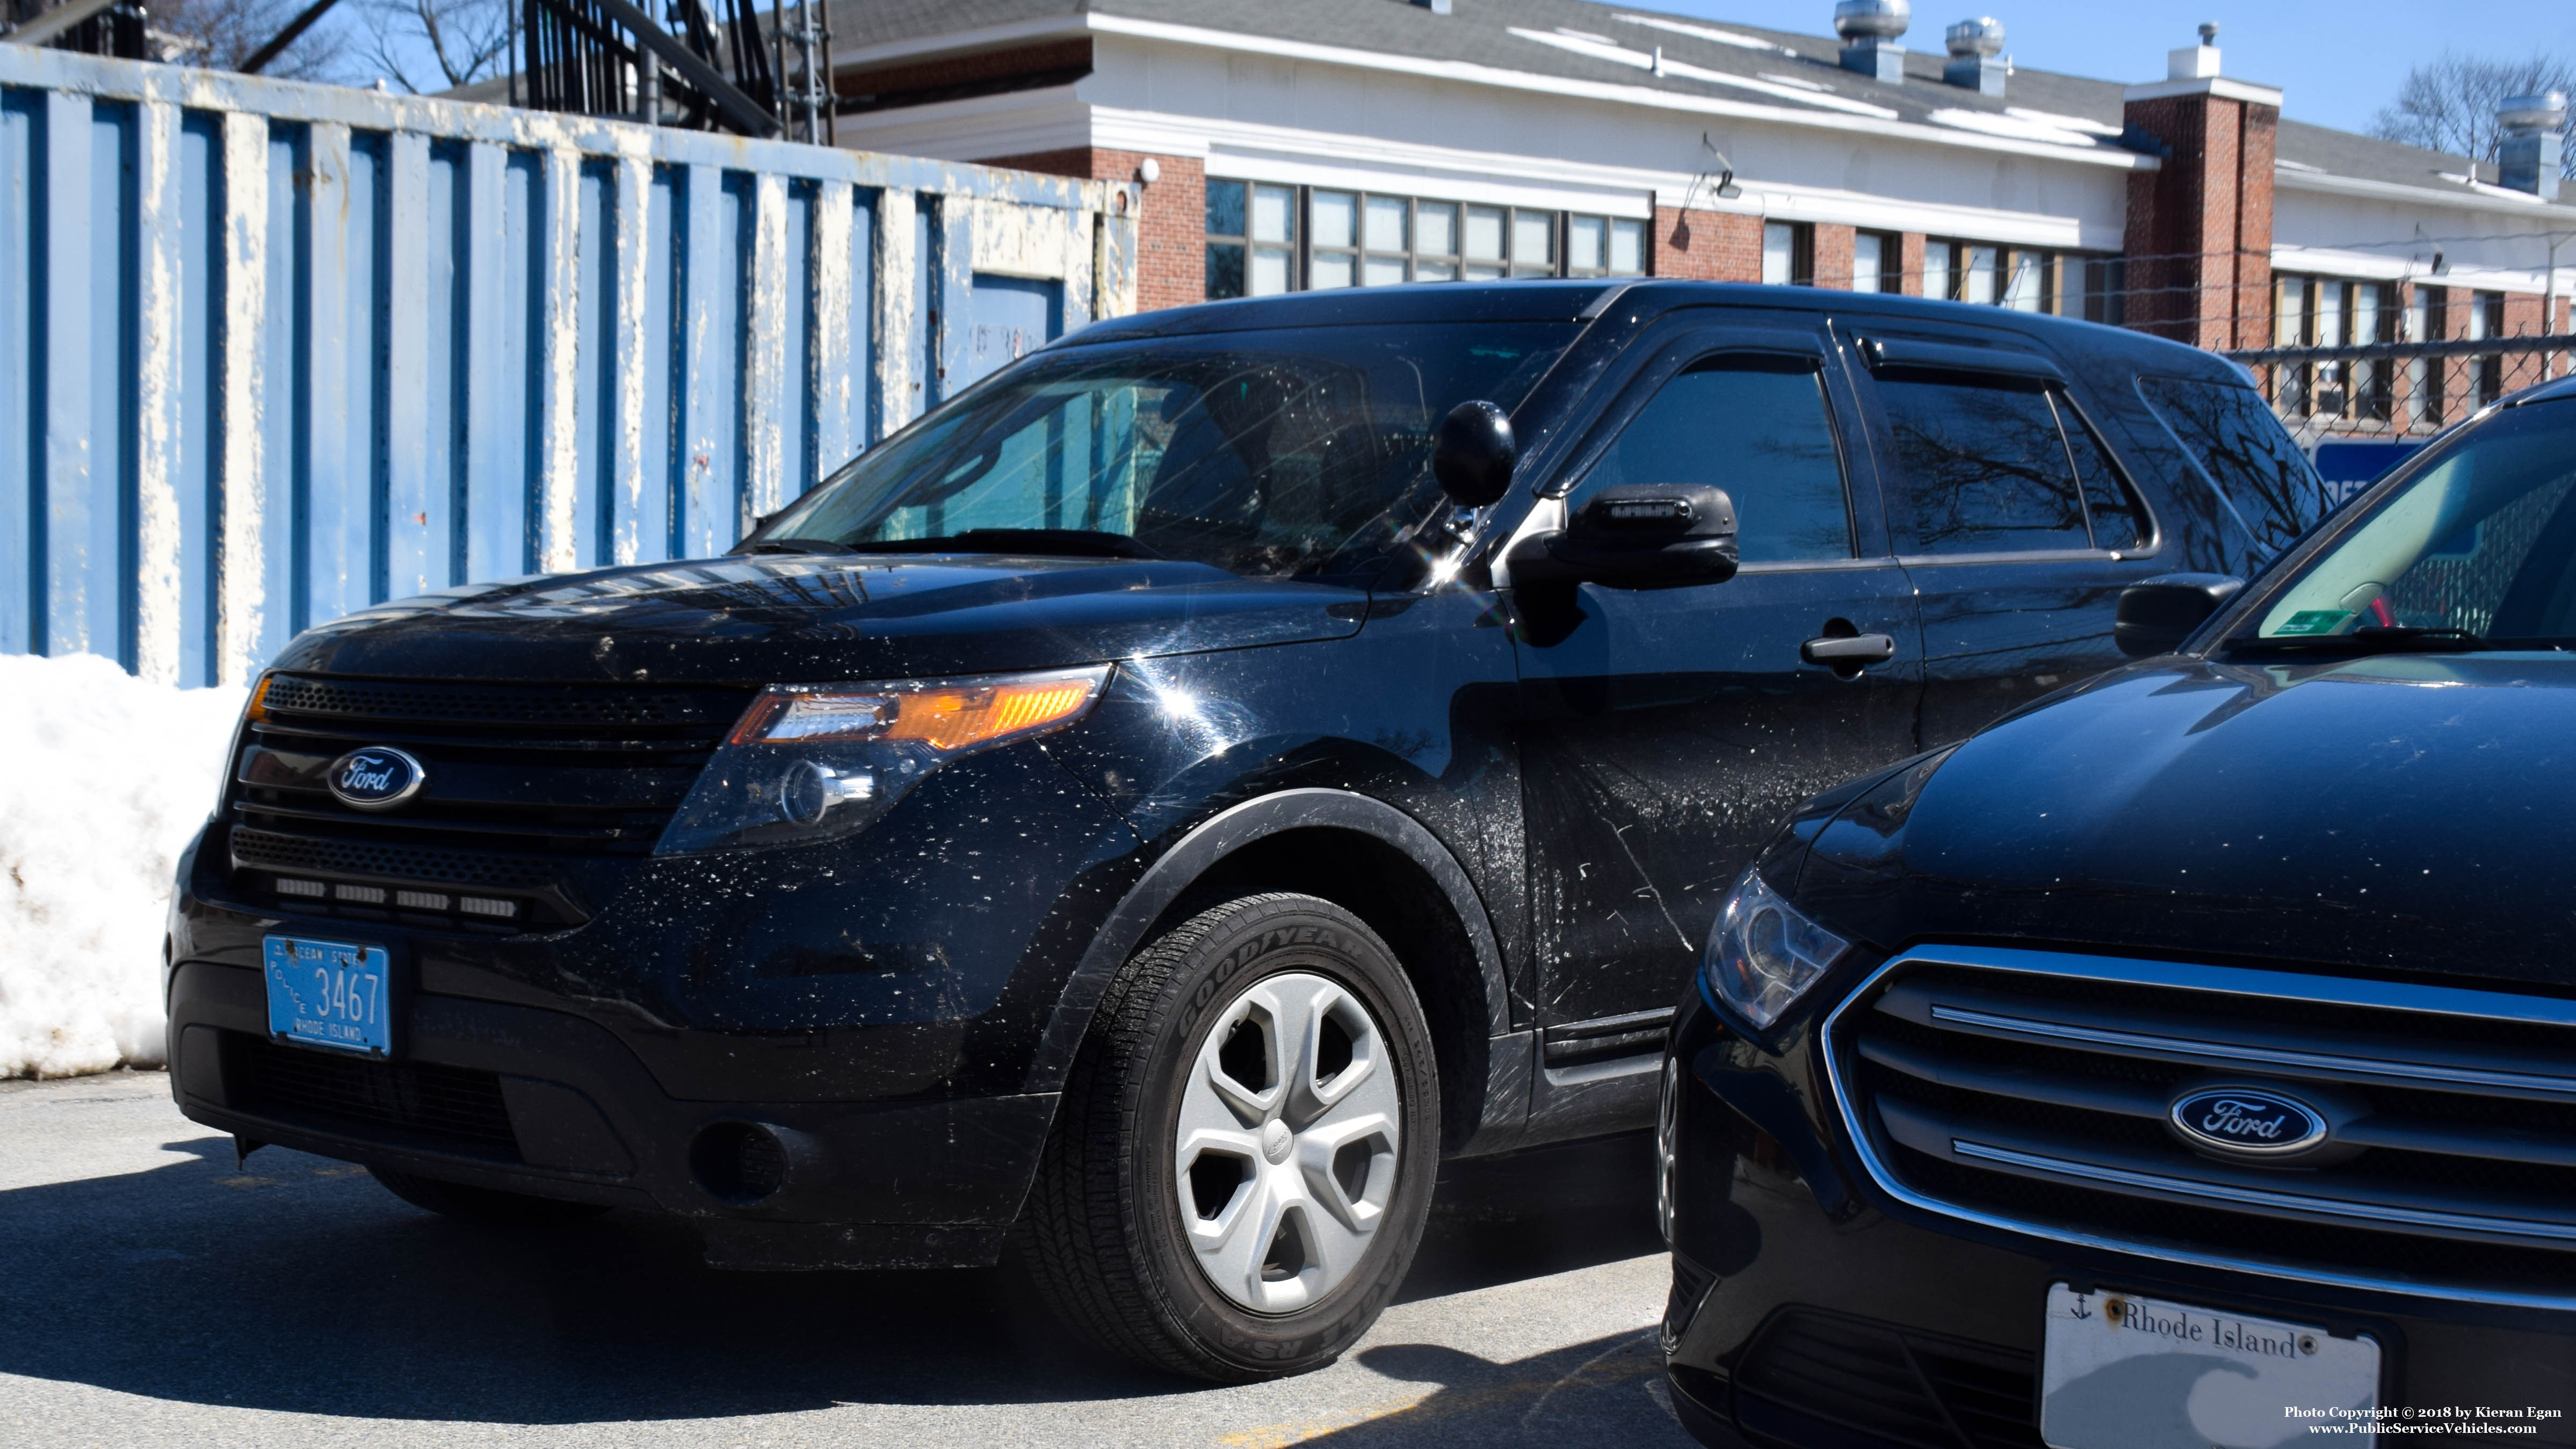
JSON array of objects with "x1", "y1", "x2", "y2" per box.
[
  {"x1": 652, "y1": 665, "x2": 1109, "y2": 856},
  {"x1": 217, "y1": 673, "x2": 277, "y2": 816},
  {"x1": 1701, "y1": 866, "x2": 1850, "y2": 1030}
]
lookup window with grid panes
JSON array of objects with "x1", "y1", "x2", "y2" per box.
[
  {"x1": 1762, "y1": 222, "x2": 1812, "y2": 285},
  {"x1": 1414, "y1": 201, "x2": 1459, "y2": 280},
  {"x1": 1566, "y1": 214, "x2": 1647, "y2": 277},
  {"x1": 2408, "y1": 286, "x2": 2445, "y2": 429},
  {"x1": 1510, "y1": 209, "x2": 1555, "y2": 277},
  {"x1": 1851, "y1": 231, "x2": 1899, "y2": 293},
  {"x1": 1309, "y1": 190, "x2": 1359, "y2": 289},
  {"x1": 1462, "y1": 205, "x2": 1507, "y2": 279},
  {"x1": 2274, "y1": 274, "x2": 2401, "y2": 419},
  {"x1": 1206, "y1": 184, "x2": 1646, "y2": 292},
  {"x1": 2473, "y1": 290, "x2": 2507, "y2": 405},
  {"x1": 2072, "y1": 257, "x2": 2126, "y2": 325},
  {"x1": 1313, "y1": 191, "x2": 1468, "y2": 285},
  {"x1": 2001, "y1": 250, "x2": 2045, "y2": 311},
  {"x1": 1203, "y1": 180, "x2": 1298, "y2": 300},
  {"x1": 1919, "y1": 237, "x2": 2073, "y2": 315}
]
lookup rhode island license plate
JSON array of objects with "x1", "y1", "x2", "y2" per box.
[
  {"x1": 2040, "y1": 1284, "x2": 2379, "y2": 1449},
  {"x1": 262, "y1": 935, "x2": 393, "y2": 1056}
]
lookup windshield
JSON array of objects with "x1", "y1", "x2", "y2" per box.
[
  {"x1": 757, "y1": 321, "x2": 1578, "y2": 585},
  {"x1": 2237, "y1": 401, "x2": 2576, "y2": 651}
]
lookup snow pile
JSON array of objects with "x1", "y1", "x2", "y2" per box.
[{"x1": 0, "y1": 653, "x2": 244, "y2": 1077}]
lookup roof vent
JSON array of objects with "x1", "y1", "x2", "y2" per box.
[
  {"x1": 2168, "y1": 21, "x2": 2220, "y2": 81},
  {"x1": 2498, "y1": 91, "x2": 2566, "y2": 200},
  {"x1": 1943, "y1": 17, "x2": 2005, "y2": 96},
  {"x1": 1410, "y1": 0, "x2": 1452, "y2": 12},
  {"x1": 1834, "y1": 0, "x2": 1909, "y2": 83}
]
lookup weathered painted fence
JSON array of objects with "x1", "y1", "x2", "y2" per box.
[{"x1": 0, "y1": 45, "x2": 1139, "y2": 686}]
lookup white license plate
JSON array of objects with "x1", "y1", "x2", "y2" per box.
[{"x1": 2041, "y1": 1284, "x2": 2379, "y2": 1449}]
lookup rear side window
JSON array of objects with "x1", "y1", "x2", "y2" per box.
[
  {"x1": 2137, "y1": 376, "x2": 2332, "y2": 557},
  {"x1": 2062, "y1": 405, "x2": 2148, "y2": 549},
  {"x1": 1577, "y1": 358, "x2": 1854, "y2": 563},
  {"x1": 1877, "y1": 377, "x2": 2144, "y2": 555}
]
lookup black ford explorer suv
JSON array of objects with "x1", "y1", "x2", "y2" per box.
[
  {"x1": 164, "y1": 279, "x2": 2325, "y2": 1382},
  {"x1": 1658, "y1": 374, "x2": 2576, "y2": 1449}
]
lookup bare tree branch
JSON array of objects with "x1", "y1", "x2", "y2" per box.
[
  {"x1": 359, "y1": 0, "x2": 510, "y2": 92},
  {"x1": 150, "y1": 0, "x2": 355, "y2": 80},
  {"x1": 2371, "y1": 51, "x2": 2576, "y2": 179}
]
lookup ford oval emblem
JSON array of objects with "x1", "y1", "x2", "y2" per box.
[
  {"x1": 2168, "y1": 1085, "x2": 2328, "y2": 1158},
  {"x1": 326, "y1": 747, "x2": 428, "y2": 812}
]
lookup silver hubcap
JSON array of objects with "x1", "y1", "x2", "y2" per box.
[{"x1": 1173, "y1": 971, "x2": 1402, "y2": 1313}]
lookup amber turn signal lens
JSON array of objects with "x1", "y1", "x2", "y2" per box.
[
  {"x1": 245, "y1": 673, "x2": 275, "y2": 723},
  {"x1": 730, "y1": 667, "x2": 1108, "y2": 752},
  {"x1": 884, "y1": 678, "x2": 1099, "y2": 751}
]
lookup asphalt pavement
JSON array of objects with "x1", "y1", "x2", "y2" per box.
[{"x1": 0, "y1": 1070, "x2": 1692, "y2": 1448}]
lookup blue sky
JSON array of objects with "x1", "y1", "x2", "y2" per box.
[
  {"x1": 1648, "y1": 1, "x2": 2576, "y2": 134},
  {"x1": 338, "y1": 2, "x2": 2576, "y2": 138}
]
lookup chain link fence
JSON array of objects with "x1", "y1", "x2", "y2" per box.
[{"x1": 2227, "y1": 336, "x2": 2576, "y2": 448}]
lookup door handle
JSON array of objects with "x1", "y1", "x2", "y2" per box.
[{"x1": 1801, "y1": 633, "x2": 1897, "y2": 666}]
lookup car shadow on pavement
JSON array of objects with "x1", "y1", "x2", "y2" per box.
[
  {"x1": 0, "y1": 1123, "x2": 1665, "y2": 1424},
  {"x1": 1211, "y1": 1333, "x2": 1690, "y2": 1448}
]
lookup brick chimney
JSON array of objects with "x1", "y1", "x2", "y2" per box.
[{"x1": 2118, "y1": 24, "x2": 2282, "y2": 350}]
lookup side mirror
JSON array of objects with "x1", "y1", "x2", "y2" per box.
[
  {"x1": 1432, "y1": 401, "x2": 1517, "y2": 508},
  {"x1": 1509, "y1": 484, "x2": 1740, "y2": 589},
  {"x1": 2115, "y1": 573, "x2": 2244, "y2": 657}
]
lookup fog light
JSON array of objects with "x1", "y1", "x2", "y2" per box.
[
  {"x1": 334, "y1": 883, "x2": 387, "y2": 904},
  {"x1": 691, "y1": 1121, "x2": 791, "y2": 1204},
  {"x1": 395, "y1": 889, "x2": 451, "y2": 911},
  {"x1": 276, "y1": 878, "x2": 327, "y2": 898},
  {"x1": 457, "y1": 895, "x2": 518, "y2": 919}
]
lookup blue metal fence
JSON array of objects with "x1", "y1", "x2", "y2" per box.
[{"x1": 0, "y1": 46, "x2": 1139, "y2": 685}]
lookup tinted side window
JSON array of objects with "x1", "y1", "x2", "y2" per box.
[
  {"x1": 2136, "y1": 376, "x2": 2332, "y2": 557},
  {"x1": 1578, "y1": 359, "x2": 1854, "y2": 563},
  {"x1": 1879, "y1": 378, "x2": 2089, "y2": 554},
  {"x1": 2059, "y1": 399, "x2": 2148, "y2": 549}
]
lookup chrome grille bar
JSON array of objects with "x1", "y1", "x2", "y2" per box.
[{"x1": 1821, "y1": 943, "x2": 2576, "y2": 1314}]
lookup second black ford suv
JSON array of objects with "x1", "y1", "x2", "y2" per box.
[{"x1": 164, "y1": 279, "x2": 2326, "y2": 1381}]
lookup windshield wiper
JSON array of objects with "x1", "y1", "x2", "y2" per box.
[
  {"x1": 834, "y1": 530, "x2": 1166, "y2": 561},
  {"x1": 741, "y1": 539, "x2": 858, "y2": 556},
  {"x1": 2226, "y1": 626, "x2": 2502, "y2": 657}
]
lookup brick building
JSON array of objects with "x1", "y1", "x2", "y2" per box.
[{"x1": 826, "y1": 0, "x2": 2573, "y2": 432}]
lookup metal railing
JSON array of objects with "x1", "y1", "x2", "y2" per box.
[{"x1": 2226, "y1": 335, "x2": 2576, "y2": 447}]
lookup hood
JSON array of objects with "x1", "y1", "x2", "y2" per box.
[
  {"x1": 269, "y1": 554, "x2": 1367, "y2": 683},
  {"x1": 1797, "y1": 653, "x2": 2576, "y2": 988}
]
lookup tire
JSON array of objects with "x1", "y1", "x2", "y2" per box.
[
  {"x1": 1018, "y1": 893, "x2": 1441, "y2": 1382},
  {"x1": 368, "y1": 1166, "x2": 612, "y2": 1226}
]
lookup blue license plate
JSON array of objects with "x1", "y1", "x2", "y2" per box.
[{"x1": 262, "y1": 935, "x2": 394, "y2": 1055}]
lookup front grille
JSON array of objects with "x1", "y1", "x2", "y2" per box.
[
  {"x1": 225, "y1": 674, "x2": 757, "y2": 927},
  {"x1": 1835, "y1": 950, "x2": 2576, "y2": 1301},
  {"x1": 1665, "y1": 1254, "x2": 1717, "y2": 1348},
  {"x1": 261, "y1": 675, "x2": 730, "y2": 727},
  {"x1": 1734, "y1": 1309, "x2": 2039, "y2": 1449},
  {"x1": 222, "y1": 1032, "x2": 520, "y2": 1161},
  {"x1": 230, "y1": 829, "x2": 562, "y2": 890}
]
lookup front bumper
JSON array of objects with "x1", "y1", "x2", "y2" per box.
[
  {"x1": 1661, "y1": 987, "x2": 2576, "y2": 1449},
  {"x1": 169, "y1": 958, "x2": 1052, "y2": 1266}
]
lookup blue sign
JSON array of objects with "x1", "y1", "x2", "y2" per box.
[
  {"x1": 263, "y1": 936, "x2": 394, "y2": 1056},
  {"x1": 2312, "y1": 440, "x2": 2423, "y2": 509}
]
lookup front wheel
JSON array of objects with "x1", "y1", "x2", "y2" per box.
[{"x1": 1018, "y1": 893, "x2": 1441, "y2": 1382}]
